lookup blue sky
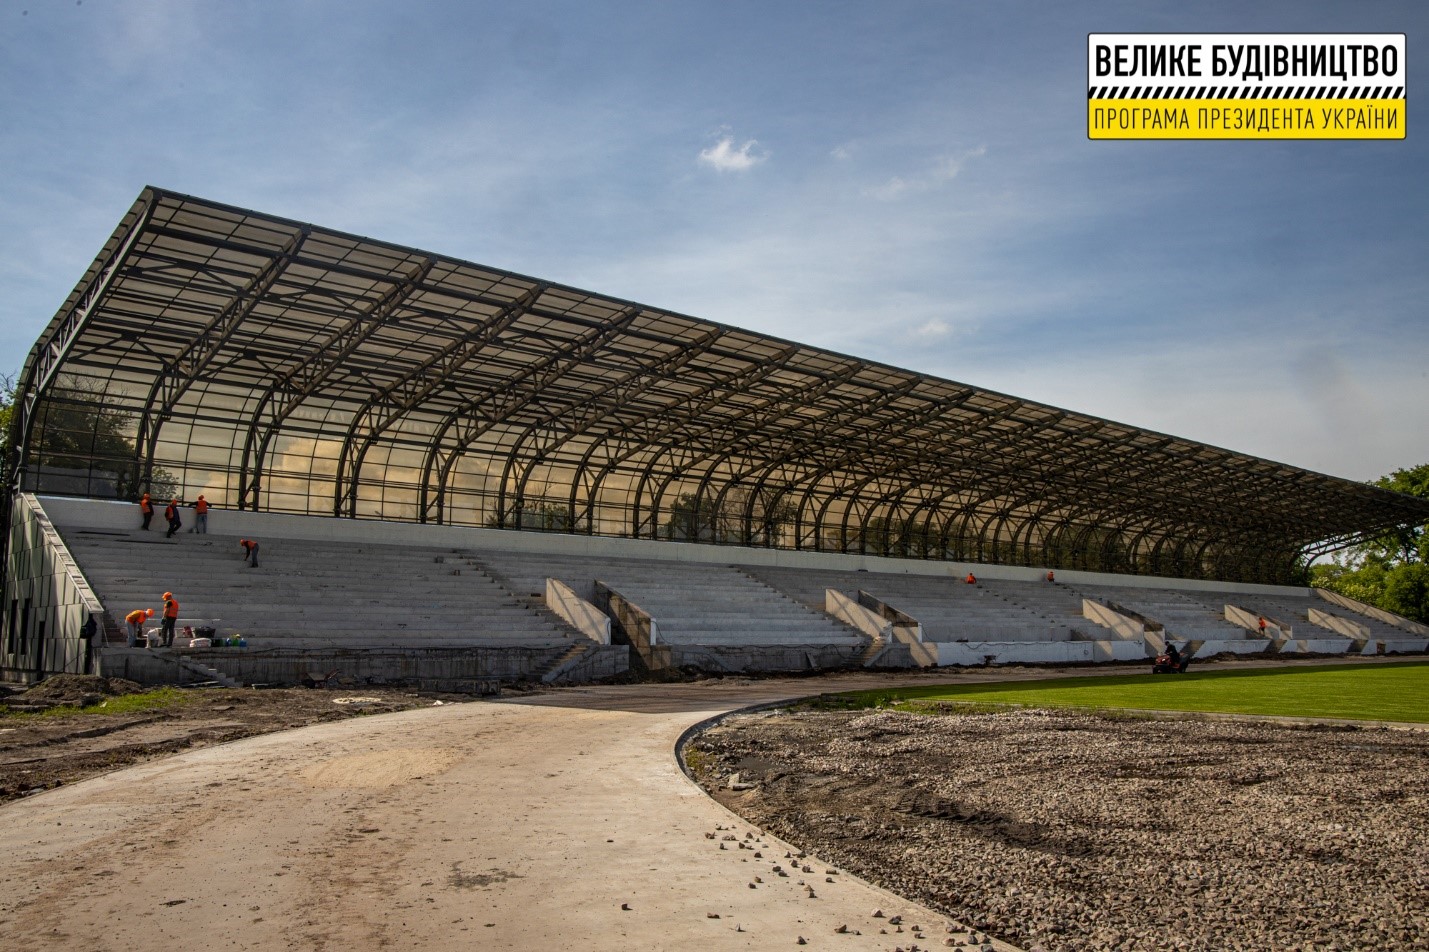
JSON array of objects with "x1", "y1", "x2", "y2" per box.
[{"x1": 1, "y1": 0, "x2": 1424, "y2": 482}]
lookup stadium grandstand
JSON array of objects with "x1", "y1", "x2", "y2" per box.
[{"x1": 4, "y1": 187, "x2": 1427, "y2": 685}]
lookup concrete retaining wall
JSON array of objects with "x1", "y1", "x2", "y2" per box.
[
  {"x1": 933, "y1": 641, "x2": 1095, "y2": 666},
  {"x1": 825, "y1": 589, "x2": 891, "y2": 641},
  {"x1": 1378, "y1": 638, "x2": 1429, "y2": 654},
  {"x1": 666, "y1": 642, "x2": 864, "y2": 674},
  {"x1": 1083, "y1": 599, "x2": 1146, "y2": 640},
  {"x1": 1194, "y1": 639, "x2": 1278, "y2": 658},
  {"x1": 101, "y1": 644, "x2": 612, "y2": 692},
  {"x1": 594, "y1": 581, "x2": 667, "y2": 673},
  {"x1": 1, "y1": 494, "x2": 105, "y2": 683},
  {"x1": 1091, "y1": 640, "x2": 1153, "y2": 662},
  {"x1": 546, "y1": 578, "x2": 611, "y2": 645},
  {"x1": 1278, "y1": 638, "x2": 1355, "y2": 655}
]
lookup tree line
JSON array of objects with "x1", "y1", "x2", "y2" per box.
[{"x1": 1309, "y1": 463, "x2": 1429, "y2": 623}]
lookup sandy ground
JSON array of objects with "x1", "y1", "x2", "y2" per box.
[
  {"x1": 0, "y1": 671, "x2": 1023, "y2": 952},
  {"x1": 1, "y1": 660, "x2": 1422, "y2": 951},
  {"x1": 0, "y1": 678, "x2": 460, "y2": 803}
]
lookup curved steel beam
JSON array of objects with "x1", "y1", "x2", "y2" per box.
[
  {"x1": 238, "y1": 255, "x2": 436, "y2": 509},
  {"x1": 9, "y1": 194, "x2": 157, "y2": 494},
  {"x1": 333, "y1": 283, "x2": 545, "y2": 517},
  {"x1": 417, "y1": 305, "x2": 642, "y2": 525},
  {"x1": 134, "y1": 225, "x2": 309, "y2": 489},
  {"x1": 491, "y1": 325, "x2": 725, "y2": 527}
]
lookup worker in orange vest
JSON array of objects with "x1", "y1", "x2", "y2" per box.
[
  {"x1": 125, "y1": 607, "x2": 154, "y2": 647},
  {"x1": 139, "y1": 493, "x2": 154, "y2": 531},
  {"x1": 161, "y1": 592, "x2": 180, "y2": 647},
  {"x1": 965, "y1": 572, "x2": 977, "y2": 584},
  {"x1": 192, "y1": 495, "x2": 209, "y2": 534},
  {"x1": 239, "y1": 538, "x2": 260, "y2": 568},
  {"x1": 1046, "y1": 570, "x2": 1055, "y2": 583},
  {"x1": 164, "y1": 498, "x2": 183, "y2": 538}
]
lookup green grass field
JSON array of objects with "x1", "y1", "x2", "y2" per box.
[
  {"x1": 829, "y1": 661, "x2": 1429, "y2": 723},
  {"x1": 0, "y1": 686, "x2": 193, "y2": 721}
]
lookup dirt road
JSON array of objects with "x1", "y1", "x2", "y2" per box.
[
  {"x1": 0, "y1": 672, "x2": 1019, "y2": 952},
  {"x1": 3, "y1": 659, "x2": 1422, "y2": 952}
]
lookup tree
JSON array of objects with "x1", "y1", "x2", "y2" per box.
[
  {"x1": 1310, "y1": 463, "x2": 1429, "y2": 622},
  {"x1": 664, "y1": 492, "x2": 724, "y2": 542},
  {"x1": 0, "y1": 373, "x2": 15, "y2": 485},
  {"x1": 8, "y1": 374, "x2": 175, "y2": 500},
  {"x1": 663, "y1": 487, "x2": 796, "y2": 546}
]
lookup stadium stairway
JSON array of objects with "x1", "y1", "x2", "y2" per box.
[
  {"x1": 1065, "y1": 584, "x2": 1425, "y2": 657},
  {"x1": 1074, "y1": 583, "x2": 1251, "y2": 640},
  {"x1": 745, "y1": 566, "x2": 1077, "y2": 643},
  {"x1": 1229, "y1": 591, "x2": 1423, "y2": 653},
  {"x1": 477, "y1": 550, "x2": 867, "y2": 649}
]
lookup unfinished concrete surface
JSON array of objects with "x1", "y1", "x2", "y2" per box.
[{"x1": 0, "y1": 672, "x2": 1024, "y2": 952}]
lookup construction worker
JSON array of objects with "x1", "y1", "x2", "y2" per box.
[
  {"x1": 125, "y1": 607, "x2": 154, "y2": 647},
  {"x1": 161, "y1": 592, "x2": 179, "y2": 647},
  {"x1": 193, "y1": 495, "x2": 209, "y2": 533},
  {"x1": 139, "y1": 493, "x2": 154, "y2": 530},
  {"x1": 239, "y1": 538, "x2": 259, "y2": 568},
  {"x1": 1046, "y1": 570, "x2": 1055, "y2": 583},
  {"x1": 164, "y1": 498, "x2": 183, "y2": 538},
  {"x1": 965, "y1": 572, "x2": 977, "y2": 585}
]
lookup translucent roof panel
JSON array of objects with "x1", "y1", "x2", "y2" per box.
[{"x1": 11, "y1": 187, "x2": 1429, "y2": 584}]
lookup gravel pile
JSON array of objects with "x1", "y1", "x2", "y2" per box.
[{"x1": 687, "y1": 708, "x2": 1429, "y2": 951}]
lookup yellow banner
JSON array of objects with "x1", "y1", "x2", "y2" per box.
[{"x1": 1088, "y1": 98, "x2": 1405, "y2": 139}]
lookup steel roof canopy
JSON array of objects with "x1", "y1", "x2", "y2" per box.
[{"x1": 11, "y1": 187, "x2": 1428, "y2": 583}]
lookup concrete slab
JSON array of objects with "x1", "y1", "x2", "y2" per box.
[{"x1": 0, "y1": 675, "x2": 1023, "y2": 951}]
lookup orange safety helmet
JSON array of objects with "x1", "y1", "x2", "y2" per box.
[
  {"x1": 146, "y1": 608, "x2": 154, "y2": 617},
  {"x1": 163, "y1": 591, "x2": 173, "y2": 600}
]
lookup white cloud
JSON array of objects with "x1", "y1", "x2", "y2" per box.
[
  {"x1": 865, "y1": 145, "x2": 987, "y2": 200},
  {"x1": 698, "y1": 135, "x2": 768, "y2": 172},
  {"x1": 865, "y1": 175, "x2": 912, "y2": 201}
]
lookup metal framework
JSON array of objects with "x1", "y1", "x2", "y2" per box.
[{"x1": 8, "y1": 187, "x2": 1428, "y2": 583}]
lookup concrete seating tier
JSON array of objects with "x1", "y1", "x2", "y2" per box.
[
  {"x1": 477, "y1": 551, "x2": 866, "y2": 647},
  {"x1": 977, "y1": 579, "x2": 1098, "y2": 632},
  {"x1": 1073, "y1": 584, "x2": 1259, "y2": 641},
  {"x1": 1236, "y1": 593, "x2": 1405, "y2": 643},
  {"x1": 59, "y1": 529, "x2": 580, "y2": 648},
  {"x1": 745, "y1": 567, "x2": 1076, "y2": 642}
]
